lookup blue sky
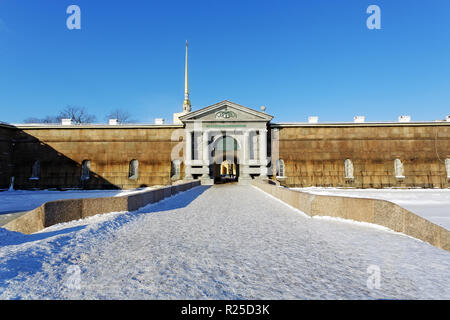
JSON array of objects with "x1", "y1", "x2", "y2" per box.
[{"x1": 0, "y1": 0, "x2": 449, "y2": 123}]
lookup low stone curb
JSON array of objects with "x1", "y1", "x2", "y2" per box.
[
  {"x1": 252, "y1": 180, "x2": 450, "y2": 252},
  {"x1": 2, "y1": 181, "x2": 201, "y2": 234}
]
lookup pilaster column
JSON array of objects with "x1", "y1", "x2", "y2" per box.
[
  {"x1": 259, "y1": 129, "x2": 267, "y2": 165},
  {"x1": 185, "y1": 130, "x2": 192, "y2": 162},
  {"x1": 201, "y1": 131, "x2": 211, "y2": 179},
  {"x1": 241, "y1": 131, "x2": 250, "y2": 179},
  {"x1": 258, "y1": 129, "x2": 268, "y2": 179},
  {"x1": 243, "y1": 131, "x2": 250, "y2": 164},
  {"x1": 184, "y1": 130, "x2": 193, "y2": 180},
  {"x1": 202, "y1": 131, "x2": 209, "y2": 164}
]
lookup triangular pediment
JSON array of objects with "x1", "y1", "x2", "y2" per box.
[{"x1": 179, "y1": 100, "x2": 273, "y2": 122}]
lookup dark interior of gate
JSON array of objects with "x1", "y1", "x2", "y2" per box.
[{"x1": 212, "y1": 136, "x2": 239, "y2": 184}]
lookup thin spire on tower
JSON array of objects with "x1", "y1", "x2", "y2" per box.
[{"x1": 183, "y1": 40, "x2": 191, "y2": 112}]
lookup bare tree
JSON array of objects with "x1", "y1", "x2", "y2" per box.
[
  {"x1": 23, "y1": 116, "x2": 59, "y2": 124},
  {"x1": 23, "y1": 106, "x2": 96, "y2": 124},
  {"x1": 23, "y1": 117, "x2": 44, "y2": 124},
  {"x1": 42, "y1": 115, "x2": 60, "y2": 123},
  {"x1": 58, "y1": 105, "x2": 96, "y2": 124},
  {"x1": 106, "y1": 109, "x2": 134, "y2": 124}
]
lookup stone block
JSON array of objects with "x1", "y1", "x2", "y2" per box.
[
  {"x1": 296, "y1": 192, "x2": 313, "y2": 215},
  {"x1": 2, "y1": 207, "x2": 45, "y2": 234},
  {"x1": 140, "y1": 190, "x2": 155, "y2": 205},
  {"x1": 310, "y1": 195, "x2": 346, "y2": 218},
  {"x1": 404, "y1": 211, "x2": 440, "y2": 246},
  {"x1": 373, "y1": 201, "x2": 405, "y2": 233},
  {"x1": 440, "y1": 228, "x2": 450, "y2": 251},
  {"x1": 153, "y1": 189, "x2": 164, "y2": 202},
  {"x1": 163, "y1": 186, "x2": 172, "y2": 199},
  {"x1": 127, "y1": 194, "x2": 146, "y2": 212},
  {"x1": 82, "y1": 197, "x2": 128, "y2": 218},
  {"x1": 44, "y1": 199, "x2": 83, "y2": 227},
  {"x1": 281, "y1": 189, "x2": 298, "y2": 208},
  {"x1": 343, "y1": 197, "x2": 375, "y2": 223}
]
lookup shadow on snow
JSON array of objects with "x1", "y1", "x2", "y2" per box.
[{"x1": 0, "y1": 185, "x2": 210, "y2": 293}]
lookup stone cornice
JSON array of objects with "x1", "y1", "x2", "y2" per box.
[
  {"x1": 11, "y1": 124, "x2": 184, "y2": 130},
  {"x1": 271, "y1": 122, "x2": 450, "y2": 128}
]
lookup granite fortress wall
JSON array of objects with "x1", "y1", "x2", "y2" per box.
[
  {"x1": 0, "y1": 124, "x2": 16, "y2": 189},
  {"x1": 0, "y1": 122, "x2": 449, "y2": 190},
  {"x1": 274, "y1": 123, "x2": 450, "y2": 188},
  {"x1": 9, "y1": 125, "x2": 184, "y2": 190}
]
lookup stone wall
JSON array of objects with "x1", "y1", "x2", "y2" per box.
[
  {"x1": 2, "y1": 121, "x2": 450, "y2": 190},
  {"x1": 273, "y1": 123, "x2": 450, "y2": 188},
  {"x1": 3, "y1": 181, "x2": 200, "y2": 234},
  {"x1": 252, "y1": 180, "x2": 450, "y2": 251},
  {"x1": 11, "y1": 126, "x2": 184, "y2": 189},
  {"x1": 0, "y1": 124, "x2": 16, "y2": 189}
]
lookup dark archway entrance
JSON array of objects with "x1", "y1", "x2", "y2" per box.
[
  {"x1": 213, "y1": 159, "x2": 238, "y2": 184},
  {"x1": 212, "y1": 136, "x2": 239, "y2": 184}
]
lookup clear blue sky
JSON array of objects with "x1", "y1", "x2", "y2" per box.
[{"x1": 0, "y1": 0, "x2": 449, "y2": 123}]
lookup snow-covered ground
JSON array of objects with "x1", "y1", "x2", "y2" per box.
[
  {"x1": 293, "y1": 188, "x2": 450, "y2": 230},
  {"x1": 0, "y1": 187, "x2": 161, "y2": 226},
  {"x1": 0, "y1": 184, "x2": 449, "y2": 299}
]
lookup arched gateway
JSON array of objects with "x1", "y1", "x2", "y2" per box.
[
  {"x1": 178, "y1": 100, "x2": 273, "y2": 185},
  {"x1": 213, "y1": 137, "x2": 239, "y2": 183}
]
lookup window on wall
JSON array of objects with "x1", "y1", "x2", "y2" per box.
[
  {"x1": 29, "y1": 160, "x2": 40, "y2": 180},
  {"x1": 394, "y1": 158, "x2": 405, "y2": 178},
  {"x1": 446, "y1": 158, "x2": 450, "y2": 178},
  {"x1": 171, "y1": 160, "x2": 181, "y2": 179},
  {"x1": 129, "y1": 159, "x2": 139, "y2": 179},
  {"x1": 276, "y1": 159, "x2": 285, "y2": 177},
  {"x1": 81, "y1": 160, "x2": 91, "y2": 181},
  {"x1": 344, "y1": 159, "x2": 354, "y2": 179}
]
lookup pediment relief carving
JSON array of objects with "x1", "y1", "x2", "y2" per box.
[{"x1": 179, "y1": 100, "x2": 273, "y2": 122}]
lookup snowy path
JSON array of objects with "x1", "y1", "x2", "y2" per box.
[{"x1": 0, "y1": 184, "x2": 449, "y2": 299}]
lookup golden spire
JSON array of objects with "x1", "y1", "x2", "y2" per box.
[{"x1": 183, "y1": 40, "x2": 191, "y2": 112}]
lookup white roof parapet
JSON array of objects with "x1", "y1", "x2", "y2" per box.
[
  {"x1": 353, "y1": 116, "x2": 365, "y2": 123},
  {"x1": 13, "y1": 123, "x2": 184, "y2": 129},
  {"x1": 308, "y1": 116, "x2": 318, "y2": 124},
  {"x1": 61, "y1": 118, "x2": 72, "y2": 125},
  {"x1": 398, "y1": 115, "x2": 411, "y2": 122},
  {"x1": 270, "y1": 121, "x2": 450, "y2": 128},
  {"x1": 154, "y1": 118, "x2": 165, "y2": 125},
  {"x1": 109, "y1": 119, "x2": 118, "y2": 125}
]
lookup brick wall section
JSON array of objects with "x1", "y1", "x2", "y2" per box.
[
  {"x1": 274, "y1": 123, "x2": 450, "y2": 188},
  {"x1": 252, "y1": 180, "x2": 450, "y2": 252}
]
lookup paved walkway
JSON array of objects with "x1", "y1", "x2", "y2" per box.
[{"x1": 0, "y1": 184, "x2": 449, "y2": 299}]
